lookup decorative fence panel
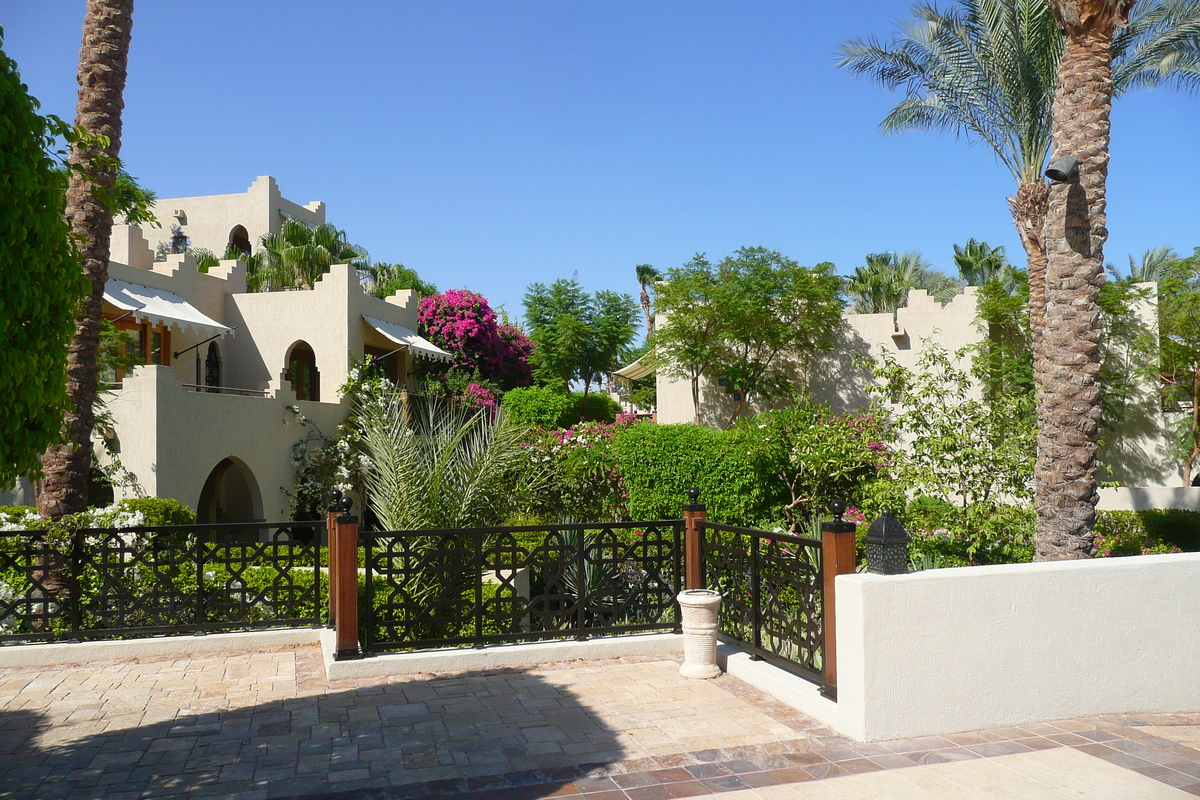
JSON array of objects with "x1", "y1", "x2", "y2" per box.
[
  {"x1": 0, "y1": 521, "x2": 323, "y2": 644},
  {"x1": 699, "y1": 521, "x2": 824, "y2": 683},
  {"x1": 361, "y1": 521, "x2": 683, "y2": 653}
]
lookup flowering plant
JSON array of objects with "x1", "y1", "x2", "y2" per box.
[
  {"x1": 417, "y1": 290, "x2": 533, "y2": 389},
  {"x1": 518, "y1": 417, "x2": 635, "y2": 522}
]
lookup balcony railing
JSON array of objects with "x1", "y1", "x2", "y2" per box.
[{"x1": 181, "y1": 383, "x2": 270, "y2": 397}]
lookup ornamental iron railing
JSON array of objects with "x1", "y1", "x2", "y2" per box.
[
  {"x1": 0, "y1": 521, "x2": 323, "y2": 644},
  {"x1": 360, "y1": 521, "x2": 683, "y2": 653},
  {"x1": 699, "y1": 521, "x2": 824, "y2": 683}
]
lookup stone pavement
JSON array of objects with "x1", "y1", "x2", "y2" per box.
[{"x1": 2, "y1": 644, "x2": 1200, "y2": 799}]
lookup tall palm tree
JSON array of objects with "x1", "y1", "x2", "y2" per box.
[
  {"x1": 845, "y1": 251, "x2": 962, "y2": 314},
  {"x1": 839, "y1": 0, "x2": 1200, "y2": 357},
  {"x1": 38, "y1": 0, "x2": 134, "y2": 519},
  {"x1": 1035, "y1": 0, "x2": 1132, "y2": 560},
  {"x1": 635, "y1": 263, "x2": 660, "y2": 338},
  {"x1": 954, "y1": 239, "x2": 1012, "y2": 286},
  {"x1": 1127, "y1": 245, "x2": 1181, "y2": 282}
]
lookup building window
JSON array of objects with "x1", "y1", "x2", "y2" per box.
[
  {"x1": 114, "y1": 318, "x2": 170, "y2": 370},
  {"x1": 205, "y1": 341, "x2": 222, "y2": 392}
]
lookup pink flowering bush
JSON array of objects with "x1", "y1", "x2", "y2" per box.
[
  {"x1": 418, "y1": 290, "x2": 533, "y2": 389},
  {"x1": 518, "y1": 418, "x2": 636, "y2": 521}
]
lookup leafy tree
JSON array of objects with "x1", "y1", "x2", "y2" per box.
[
  {"x1": 972, "y1": 270, "x2": 1033, "y2": 400},
  {"x1": 653, "y1": 248, "x2": 844, "y2": 427},
  {"x1": 844, "y1": 251, "x2": 962, "y2": 314},
  {"x1": 635, "y1": 263, "x2": 660, "y2": 338},
  {"x1": 361, "y1": 262, "x2": 438, "y2": 300},
  {"x1": 875, "y1": 342, "x2": 1035, "y2": 558},
  {"x1": 39, "y1": 1, "x2": 135, "y2": 519},
  {"x1": 1125, "y1": 246, "x2": 1181, "y2": 282},
  {"x1": 0, "y1": 31, "x2": 89, "y2": 488},
  {"x1": 523, "y1": 279, "x2": 639, "y2": 398},
  {"x1": 417, "y1": 289, "x2": 533, "y2": 390},
  {"x1": 1154, "y1": 249, "x2": 1200, "y2": 483}
]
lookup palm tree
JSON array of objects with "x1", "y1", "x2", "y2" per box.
[
  {"x1": 247, "y1": 218, "x2": 369, "y2": 291},
  {"x1": 1128, "y1": 246, "x2": 1181, "y2": 282},
  {"x1": 635, "y1": 264, "x2": 660, "y2": 338},
  {"x1": 845, "y1": 251, "x2": 962, "y2": 314},
  {"x1": 1035, "y1": 0, "x2": 1130, "y2": 560},
  {"x1": 840, "y1": 0, "x2": 1200, "y2": 357},
  {"x1": 954, "y1": 239, "x2": 1012, "y2": 286},
  {"x1": 38, "y1": 0, "x2": 134, "y2": 520}
]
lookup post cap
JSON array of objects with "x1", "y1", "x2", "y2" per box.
[
  {"x1": 828, "y1": 499, "x2": 846, "y2": 521},
  {"x1": 338, "y1": 495, "x2": 353, "y2": 515},
  {"x1": 328, "y1": 489, "x2": 343, "y2": 513},
  {"x1": 688, "y1": 487, "x2": 700, "y2": 504}
]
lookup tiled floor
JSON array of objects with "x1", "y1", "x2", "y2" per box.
[{"x1": 2, "y1": 645, "x2": 1200, "y2": 799}]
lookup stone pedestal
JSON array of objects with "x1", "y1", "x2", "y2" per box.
[{"x1": 677, "y1": 589, "x2": 722, "y2": 679}]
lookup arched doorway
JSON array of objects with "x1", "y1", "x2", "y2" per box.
[
  {"x1": 197, "y1": 457, "x2": 263, "y2": 525},
  {"x1": 228, "y1": 224, "x2": 251, "y2": 256},
  {"x1": 285, "y1": 341, "x2": 320, "y2": 401}
]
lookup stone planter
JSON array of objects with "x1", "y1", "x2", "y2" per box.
[{"x1": 677, "y1": 589, "x2": 722, "y2": 679}]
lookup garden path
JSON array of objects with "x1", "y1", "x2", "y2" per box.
[{"x1": 2, "y1": 645, "x2": 1200, "y2": 799}]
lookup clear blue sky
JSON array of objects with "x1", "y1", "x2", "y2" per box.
[{"x1": 2, "y1": 2, "x2": 1197, "y2": 324}]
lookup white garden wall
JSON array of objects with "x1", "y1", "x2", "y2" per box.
[{"x1": 832, "y1": 553, "x2": 1200, "y2": 741}]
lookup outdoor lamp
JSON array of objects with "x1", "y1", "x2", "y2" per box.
[
  {"x1": 866, "y1": 509, "x2": 909, "y2": 575},
  {"x1": 1045, "y1": 155, "x2": 1079, "y2": 184}
]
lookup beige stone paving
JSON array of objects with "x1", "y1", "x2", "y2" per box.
[
  {"x1": 0, "y1": 644, "x2": 843, "y2": 799},
  {"x1": 1148, "y1": 726, "x2": 1200, "y2": 750},
  {"x1": 710, "y1": 748, "x2": 1194, "y2": 799}
]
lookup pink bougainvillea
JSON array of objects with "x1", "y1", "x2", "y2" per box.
[{"x1": 417, "y1": 290, "x2": 533, "y2": 389}]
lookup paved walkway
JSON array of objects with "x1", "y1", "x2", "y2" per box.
[{"x1": 1, "y1": 645, "x2": 1199, "y2": 799}]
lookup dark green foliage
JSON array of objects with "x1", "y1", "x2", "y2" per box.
[
  {"x1": 904, "y1": 496, "x2": 1035, "y2": 566},
  {"x1": 1095, "y1": 509, "x2": 1200, "y2": 556},
  {"x1": 0, "y1": 33, "x2": 89, "y2": 485},
  {"x1": 573, "y1": 393, "x2": 620, "y2": 424},
  {"x1": 502, "y1": 387, "x2": 576, "y2": 429},
  {"x1": 115, "y1": 497, "x2": 196, "y2": 526},
  {"x1": 364, "y1": 262, "x2": 437, "y2": 300},
  {"x1": 612, "y1": 423, "x2": 771, "y2": 525}
]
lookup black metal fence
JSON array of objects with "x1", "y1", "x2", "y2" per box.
[
  {"x1": 361, "y1": 521, "x2": 683, "y2": 652},
  {"x1": 0, "y1": 521, "x2": 323, "y2": 644},
  {"x1": 700, "y1": 521, "x2": 824, "y2": 683}
]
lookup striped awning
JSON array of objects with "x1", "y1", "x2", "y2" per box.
[
  {"x1": 362, "y1": 315, "x2": 453, "y2": 363},
  {"x1": 104, "y1": 280, "x2": 231, "y2": 338}
]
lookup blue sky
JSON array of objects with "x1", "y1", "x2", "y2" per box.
[{"x1": 2, "y1": 2, "x2": 1197, "y2": 324}]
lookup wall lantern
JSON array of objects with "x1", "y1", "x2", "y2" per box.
[
  {"x1": 866, "y1": 509, "x2": 909, "y2": 575},
  {"x1": 1045, "y1": 155, "x2": 1079, "y2": 184}
]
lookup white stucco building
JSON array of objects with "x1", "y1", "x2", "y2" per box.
[{"x1": 6, "y1": 178, "x2": 449, "y2": 523}]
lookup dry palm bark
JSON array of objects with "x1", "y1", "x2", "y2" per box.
[
  {"x1": 1034, "y1": 0, "x2": 1133, "y2": 560},
  {"x1": 1009, "y1": 181, "x2": 1050, "y2": 363},
  {"x1": 38, "y1": 0, "x2": 134, "y2": 519}
]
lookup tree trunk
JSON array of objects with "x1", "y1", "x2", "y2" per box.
[
  {"x1": 1008, "y1": 180, "x2": 1049, "y2": 363},
  {"x1": 1034, "y1": 0, "x2": 1125, "y2": 560},
  {"x1": 38, "y1": 0, "x2": 134, "y2": 520},
  {"x1": 1184, "y1": 370, "x2": 1200, "y2": 486},
  {"x1": 640, "y1": 285, "x2": 653, "y2": 339},
  {"x1": 691, "y1": 376, "x2": 700, "y2": 426}
]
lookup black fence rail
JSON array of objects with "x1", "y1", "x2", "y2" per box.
[
  {"x1": 361, "y1": 521, "x2": 683, "y2": 653},
  {"x1": 0, "y1": 521, "x2": 323, "y2": 644},
  {"x1": 699, "y1": 521, "x2": 824, "y2": 683}
]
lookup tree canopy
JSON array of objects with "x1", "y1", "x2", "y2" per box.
[
  {"x1": 0, "y1": 31, "x2": 89, "y2": 487},
  {"x1": 653, "y1": 247, "x2": 845, "y2": 427}
]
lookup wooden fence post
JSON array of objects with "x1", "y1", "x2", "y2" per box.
[
  {"x1": 326, "y1": 491, "x2": 341, "y2": 628},
  {"x1": 682, "y1": 487, "x2": 706, "y2": 590},
  {"x1": 820, "y1": 500, "x2": 857, "y2": 701},
  {"x1": 333, "y1": 499, "x2": 361, "y2": 660}
]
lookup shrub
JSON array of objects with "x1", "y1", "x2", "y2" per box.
[
  {"x1": 612, "y1": 422, "x2": 771, "y2": 525},
  {"x1": 1095, "y1": 510, "x2": 1184, "y2": 557},
  {"x1": 112, "y1": 497, "x2": 196, "y2": 526},
  {"x1": 503, "y1": 387, "x2": 575, "y2": 429},
  {"x1": 573, "y1": 393, "x2": 620, "y2": 425}
]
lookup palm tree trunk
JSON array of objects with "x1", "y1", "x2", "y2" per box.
[
  {"x1": 1034, "y1": 0, "x2": 1125, "y2": 560},
  {"x1": 1008, "y1": 180, "x2": 1050, "y2": 362},
  {"x1": 38, "y1": 0, "x2": 134, "y2": 520},
  {"x1": 1184, "y1": 369, "x2": 1200, "y2": 487},
  {"x1": 639, "y1": 285, "x2": 653, "y2": 339}
]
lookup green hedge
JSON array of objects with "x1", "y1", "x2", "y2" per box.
[
  {"x1": 503, "y1": 388, "x2": 622, "y2": 429},
  {"x1": 612, "y1": 422, "x2": 774, "y2": 525},
  {"x1": 1094, "y1": 509, "x2": 1200, "y2": 557}
]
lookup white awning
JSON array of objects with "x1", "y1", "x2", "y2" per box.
[
  {"x1": 614, "y1": 354, "x2": 654, "y2": 382},
  {"x1": 104, "y1": 280, "x2": 232, "y2": 338},
  {"x1": 362, "y1": 315, "x2": 453, "y2": 363}
]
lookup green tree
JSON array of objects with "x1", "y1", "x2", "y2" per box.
[
  {"x1": 39, "y1": 0, "x2": 135, "y2": 519},
  {"x1": 1154, "y1": 249, "x2": 1200, "y2": 483},
  {"x1": 0, "y1": 30, "x2": 89, "y2": 488},
  {"x1": 844, "y1": 251, "x2": 962, "y2": 314},
  {"x1": 1126, "y1": 246, "x2": 1181, "y2": 282},
  {"x1": 954, "y1": 239, "x2": 1012, "y2": 287},
  {"x1": 653, "y1": 248, "x2": 845, "y2": 428},
  {"x1": 576, "y1": 290, "x2": 640, "y2": 401}
]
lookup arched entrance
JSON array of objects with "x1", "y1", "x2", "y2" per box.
[
  {"x1": 285, "y1": 340, "x2": 320, "y2": 401},
  {"x1": 197, "y1": 457, "x2": 263, "y2": 525},
  {"x1": 228, "y1": 224, "x2": 251, "y2": 256}
]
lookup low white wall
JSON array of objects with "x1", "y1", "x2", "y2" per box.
[
  {"x1": 835, "y1": 553, "x2": 1200, "y2": 741},
  {"x1": 1098, "y1": 486, "x2": 1200, "y2": 511}
]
